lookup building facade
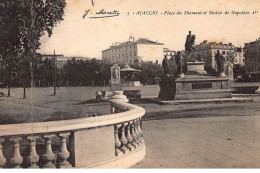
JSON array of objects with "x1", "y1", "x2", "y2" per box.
[
  {"x1": 102, "y1": 36, "x2": 164, "y2": 65},
  {"x1": 42, "y1": 54, "x2": 90, "y2": 68},
  {"x1": 234, "y1": 47, "x2": 245, "y2": 66},
  {"x1": 190, "y1": 40, "x2": 234, "y2": 68},
  {"x1": 244, "y1": 38, "x2": 260, "y2": 81},
  {"x1": 42, "y1": 54, "x2": 66, "y2": 68}
]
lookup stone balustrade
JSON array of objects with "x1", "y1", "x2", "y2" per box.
[{"x1": 0, "y1": 98, "x2": 146, "y2": 168}]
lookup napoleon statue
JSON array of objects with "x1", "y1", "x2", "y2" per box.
[
  {"x1": 185, "y1": 31, "x2": 196, "y2": 55},
  {"x1": 162, "y1": 31, "x2": 196, "y2": 78}
]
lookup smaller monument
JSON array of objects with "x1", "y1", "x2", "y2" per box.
[
  {"x1": 162, "y1": 55, "x2": 170, "y2": 77},
  {"x1": 225, "y1": 58, "x2": 234, "y2": 85},
  {"x1": 175, "y1": 51, "x2": 185, "y2": 78},
  {"x1": 215, "y1": 50, "x2": 226, "y2": 77},
  {"x1": 110, "y1": 64, "x2": 121, "y2": 91},
  {"x1": 120, "y1": 64, "x2": 142, "y2": 98},
  {"x1": 158, "y1": 56, "x2": 176, "y2": 100}
]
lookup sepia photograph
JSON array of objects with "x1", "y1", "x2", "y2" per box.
[{"x1": 0, "y1": 0, "x2": 260, "y2": 169}]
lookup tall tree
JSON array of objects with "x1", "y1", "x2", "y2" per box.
[{"x1": 0, "y1": 0, "x2": 66, "y2": 97}]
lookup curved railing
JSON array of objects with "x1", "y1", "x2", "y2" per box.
[{"x1": 0, "y1": 96, "x2": 146, "y2": 168}]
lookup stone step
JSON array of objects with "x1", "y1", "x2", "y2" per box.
[
  {"x1": 175, "y1": 89, "x2": 232, "y2": 100},
  {"x1": 151, "y1": 97, "x2": 253, "y2": 105}
]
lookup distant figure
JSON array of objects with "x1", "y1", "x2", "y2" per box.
[
  {"x1": 162, "y1": 55, "x2": 170, "y2": 77},
  {"x1": 101, "y1": 89, "x2": 106, "y2": 98},
  {"x1": 175, "y1": 51, "x2": 185, "y2": 75}
]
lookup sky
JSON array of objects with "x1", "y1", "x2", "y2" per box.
[{"x1": 38, "y1": 0, "x2": 260, "y2": 58}]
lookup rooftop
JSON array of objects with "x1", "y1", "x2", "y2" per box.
[
  {"x1": 102, "y1": 38, "x2": 164, "y2": 52},
  {"x1": 195, "y1": 40, "x2": 234, "y2": 49},
  {"x1": 245, "y1": 38, "x2": 260, "y2": 47}
]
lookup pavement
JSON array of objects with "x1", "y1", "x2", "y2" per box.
[{"x1": 132, "y1": 97, "x2": 260, "y2": 168}]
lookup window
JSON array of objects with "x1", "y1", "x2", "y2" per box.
[
  {"x1": 222, "y1": 51, "x2": 225, "y2": 55},
  {"x1": 134, "y1": 51, "x2": 136, "y2": 56}
]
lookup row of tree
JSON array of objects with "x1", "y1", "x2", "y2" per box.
[
  {"x1": 0, "y1": 56, "x2": 164, "y2": 88},
  {"x1": 0, "y1": 0, "x2": 66, "y2": 97}
]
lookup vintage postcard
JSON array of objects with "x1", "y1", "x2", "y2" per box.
[{"x1": 0, "y1": 0, "x2": 260, "y2": 169}]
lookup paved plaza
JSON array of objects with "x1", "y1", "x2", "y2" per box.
[
  {"x1": 1, "y1": 86, "x2": 260, "y2": 168},
  {"x1": 133, "y1": 98, "x2": 260, "y2": 168}
]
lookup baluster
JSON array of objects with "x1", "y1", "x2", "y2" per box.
[
  {"x1": 125, "y1": 122, "x2": 135, "y2": 151},
  {"x1": 57, "y1": 133, "x2": 72, "y2": 168},
  {"x1": 134, "y1": 120, "x2": 141, "y2": 145},
  {"x1": 0, "y1": 138, "x2": 6, "y2": 168},
  {"x1": 9, "y1": 136, "x2": 23, "y2": 168},
  {"x1": 40, "y1": 134, "x2": 56, "y2": 168},
  {"x1": 130, "y1": 121, "x2": 139, "y2": 148},
  {"x1": 119, "y1": 123, "x2": 129, "y2": 154},
  {"x1": 114, "y1": 124, "x2": 123, "y2": 156},
  {"x1": 137, "y1": 118, "x2": 144, "y2": 143},
  {"x1": 25, "y1": 136, "x2": 39, "y2": 168}
]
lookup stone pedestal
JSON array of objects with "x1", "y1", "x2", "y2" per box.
[
  {"x1": 175, "y1": 75, "x2": 231, "y2": 100},
  {"x1": 121, "y1": 81, "x2": 142, "y2": 98},
  {"x1": 110, "y1": 83, "x2": 121, "y2": 91},
  {"x1": 186, "y1": 61, "x2": 207, "y2": 75},
  {"x1": 110, "y1": 91, "x2": 129, "y2": 103},
  {"x1": 158, "y1": 78, "x2": 176, "y2": 100}
]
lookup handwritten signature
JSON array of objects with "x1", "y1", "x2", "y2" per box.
[{"x1": 83, "y1": 9, "x2": 120, "y2": 19}]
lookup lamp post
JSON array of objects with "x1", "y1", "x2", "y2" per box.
[{"x1": 53, "y1": 50, "x2": 56, "y2": 95}]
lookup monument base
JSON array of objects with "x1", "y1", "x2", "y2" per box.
[
  {"x1": 175, "y1": 89, "x2": 231, "y2": 100},
  {"x1": 121, "y1": 86, "x2": 142, "y2": 98},
  {"x1": 158, "y1": 77, "x2": 176, "y2": 100},
  {"x1": 186, "y1": 61, "x2": 207, "y2": 75},
  {"x1": 158, "y1": 75, "x2": 232, "y2": 101},
  {"x1": 175, "y1": 75, "x2": 232, "y2": 100}
]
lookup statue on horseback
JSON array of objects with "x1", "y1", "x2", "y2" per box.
[
  {"x1": 174, "y1": 31, "x2": 196, "y2": 78},
  {"x1": 185, "y1": 31, "x2": 196, "y2": 55}
]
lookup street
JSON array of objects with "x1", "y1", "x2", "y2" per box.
[{"x1": 133, "y1": 96, "x2": 260, "y2": 168}]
